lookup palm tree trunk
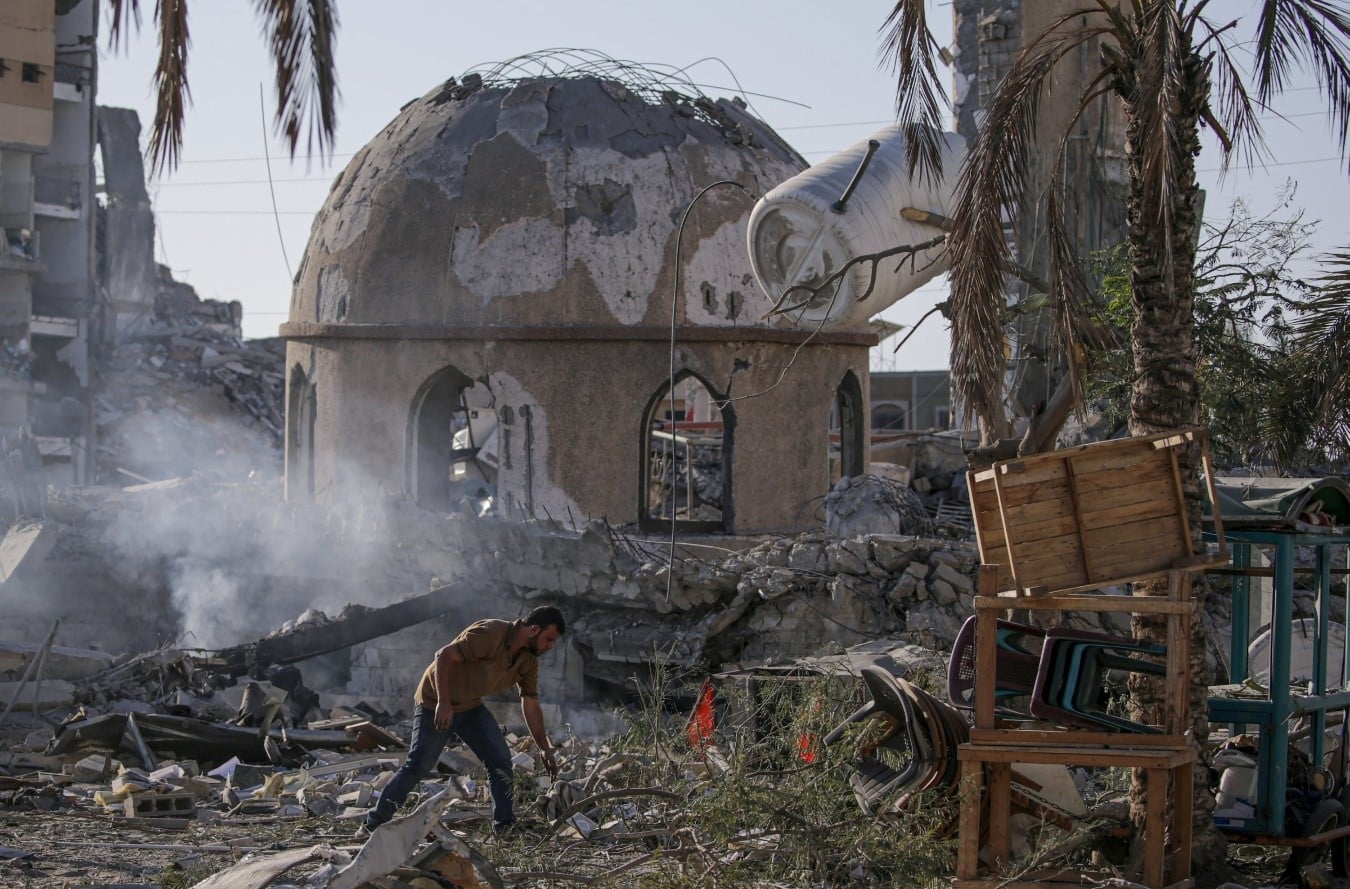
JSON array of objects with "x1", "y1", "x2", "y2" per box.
[{"x1": 1121, "y1": 51, "x2": 1225, "y2": 876}]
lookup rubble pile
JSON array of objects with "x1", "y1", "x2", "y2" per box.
[
  {"x1": 95, "y1": 266, "x2": 284, "y2": 484},
  {"x1": 647, "y1": 436, "x2": 725, "y2": 522},
  {"x1": 0, "y1": 621, "x2": 1165, "y2": 889},
  {"x1": 0, "y1": 662, "x2": 962, "y2": 888},
  {"x1": 0, "y1": 483, "x2": 1251, "y2": 888},
  {"x1": 0, "y1": 689, "x2": 518, "y2": 886},
  {"x1": 866, "y1": 431, "x2": 976, "y2": 537},
  {"x1": 460, "y1": 517, "x2": 1136, "y2": 696},
  {"x1": 8, "y1": 472, "x2": 1142, "y2": 726}
]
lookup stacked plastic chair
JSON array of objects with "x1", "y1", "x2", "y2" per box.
[
  {"x1": 823, "y1": 663, "x2": 969, "y2": 815},
  {"x1": 1029, "y1": 628, "x2": 1165, "y2": 732},
  {"x1": 948, "y1": 616, "x2": 1045, "y2": 719},
  {"x1": 948, "y1": 617, "x2": 1166, "y2": 733}
]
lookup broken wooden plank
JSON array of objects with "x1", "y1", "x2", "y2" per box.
[
  {"x1": 347, "y1": 721, "x2": 407, "y2": 751},
  {"x1": 0, "y1": 620, "x2": 60, "y2": 728},
  {"x1": 301, "y1": 752, "x2": 404, "y2": 779}
]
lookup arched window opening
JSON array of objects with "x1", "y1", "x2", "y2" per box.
[
  {"x1": 285, "y1": 365, "x2": 316, "y2": 500},
  {"x1": 831, "y1": 370, "x2": 865, "y2": 485},
  {"x1": 409, "y1": 366, "x2": 495, "y2": 514},
  {"x1": 640, "y1": 372, "x2": 733, "y2": 532},
  {"x1": 872, "y1": 401, "x2": 909, "y2": 432}
]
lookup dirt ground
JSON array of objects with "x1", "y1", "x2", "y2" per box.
[{"x1": 0, "y1": 808, "x2": 360, "y2": 888}]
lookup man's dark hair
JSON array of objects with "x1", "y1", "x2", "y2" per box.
[{"x1": 523, "y1": 605, "x2": 566, "y2": 635}]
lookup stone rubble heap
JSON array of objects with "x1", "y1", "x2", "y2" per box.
[
  {"x1": 94, "y1": 266, "x2": 284, "y2": 484},
  {"x1": 7, "y1": 474, "x2": 1151, "y2": 729}
]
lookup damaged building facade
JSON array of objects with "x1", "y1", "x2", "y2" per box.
[
  {"x1": 0, "y1": 2, "x2": 249, "y2": 492},
  {"x1": 0, "y1": 0, "x2": 97, "y2": 485},
  {"x1": 282, "y1": 68, "x2": 882, "y2": 533}
]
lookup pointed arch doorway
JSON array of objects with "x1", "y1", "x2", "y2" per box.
[{"x1": 407, "y1": 366, "x2": 495, "y2": 513}]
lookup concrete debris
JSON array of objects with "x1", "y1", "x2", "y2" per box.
[
  {"x1": 0, "y1": 687, "x2": 549, "y2": 886},
  {"x1": 0, "y1": 428, "x2": 46, "y2": 521},
  {"x1": 95, "y1": 270, "x2": 283, "y2": 485},
  {"x1": 0, "y1": 665, "x2": 1156, "y2": 888},
  {"x1": 2, "y1": 474, "x2": 1162, "y2": 737},
  {"x1": 0, "y1": 519, "x2": 57, "y2": 583},
  {"x1": 825, "y1": 473, "x2": 935, "y2": 539},
  {"x1": 0, "y1": 679, "x2": 75, "y2": 710}
]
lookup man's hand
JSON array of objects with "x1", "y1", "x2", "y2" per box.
[
  {"x1": 521, "y1": 696, "x2": 555, "y2": 776},
  {"x1": 434, "y1": 701, "x2": 454, "y2": 732}
]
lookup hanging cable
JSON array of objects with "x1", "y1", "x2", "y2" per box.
[
  {"x1": 665, "y1": 180, "x2": 758, "y2": 602},
  {"x1": 260, "y1": 84, "x2": 294, "y2": 280}
]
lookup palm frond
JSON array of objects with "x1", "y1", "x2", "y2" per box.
[
  {"x1": 1132, "y1": 1, "x2": 1190, "y2": 282},
  {"x1": 106, "y1": 0, "x2": 141, "y2": 50},
  {"x1": 1295, "y1": 251, "x2": 1350, "y2": 339},
  {"x1": 1045, "y1": 74, "x2": 1128, "y2": 409},
  {"x1": 251, "y1": 0, "x2": 341, "y2": 162},
  {"x1": 145, "y1": 0, "x2": 190, "y2": 176},
  {"x1": 878, "y1": 0, "x2": 949, "y2": 186},
  {"x1": 945, "y1": 12, "x2": 1113, "y2": 430},
  {"x1": 1195, "y1": 13, "x2": 1266, "y2": 172},
  {"x1": 1253, "y1": 0, "x2": 1350, "y2": 169}
]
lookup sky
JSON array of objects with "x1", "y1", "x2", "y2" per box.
[{"x1": 95, "y1": 1, "x2": 1350, "y2": 372}]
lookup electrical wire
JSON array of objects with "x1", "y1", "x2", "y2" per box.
[
  {"x1": 666, "y1": 179, "x2": 759, "y2": 603},
  {"x1": 260, "y1": 84, "x2": 293, "y2": 280}
]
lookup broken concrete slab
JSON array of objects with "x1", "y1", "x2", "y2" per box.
[
  {"x1": 0, "y1": 519, "x2": 56, "y2": 583},
  {"x1": 189, "y1": 844, "x2": 327, "y2": 889},
  {"x1": 0, "y1": 642, "x2": 115, "y2": 679},
  {"x1": 0, "y1": 679, "x2": 75, "y2": 709},
  {"x1": 824, "y1": 474, "x2": 935, "y2": 539},
  {"x1": 328, "y1": 791, "x2": 449, "y2": 889},
  {"x1": 215, "y1": 580, "x2": 487, "y2": 672}
]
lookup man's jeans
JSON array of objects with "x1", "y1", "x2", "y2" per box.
[{"x1": 365, "y1": 704, "x2": 515, "y2": 828}]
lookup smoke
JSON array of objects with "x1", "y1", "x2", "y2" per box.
[
  {"x1": 104, "y1": 397, "x2": 280, "y2": 485},
  {"x1": 168, "y1": 562, "x2": 250, "y2": 650},
  {"x1": 93, "y1": 465, "x2": 412, "y2": 651}
]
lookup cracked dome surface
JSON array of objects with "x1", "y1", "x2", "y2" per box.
[{"x1": 291, "y1": 76, "x2": 807, "y2": 330}]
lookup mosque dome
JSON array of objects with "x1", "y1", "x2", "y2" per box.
[{"x1": 291, "y1": 53, "x2": 809, "y2": 332}]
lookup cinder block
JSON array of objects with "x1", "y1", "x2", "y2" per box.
[{"x1": 123, "y1": 792, "x2": 196, "y2": 818}]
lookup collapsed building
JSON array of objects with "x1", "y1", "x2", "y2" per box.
[{"x1": 5, "y1": 14, "x2": 1349, "y2": 889}]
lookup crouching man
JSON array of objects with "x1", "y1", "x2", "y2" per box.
[{"x1": 362, "y1": 605, "x2": 565, "y2": 833}]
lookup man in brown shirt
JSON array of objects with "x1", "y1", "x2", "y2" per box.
[{"x1": 362, "y1": 605, "x2": 565, "y2": 833}]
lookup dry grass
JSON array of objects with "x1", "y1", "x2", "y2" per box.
[{"x1": 475, "y1": 667, "x2": 958, "y2": 887}]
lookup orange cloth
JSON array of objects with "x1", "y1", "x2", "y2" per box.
[
  {"x1": 686, "y1": 679, "x2": 715, "y2": 748},
  {"x1": 414, "y1": 619, "x2": 540, "y2": 712}
]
